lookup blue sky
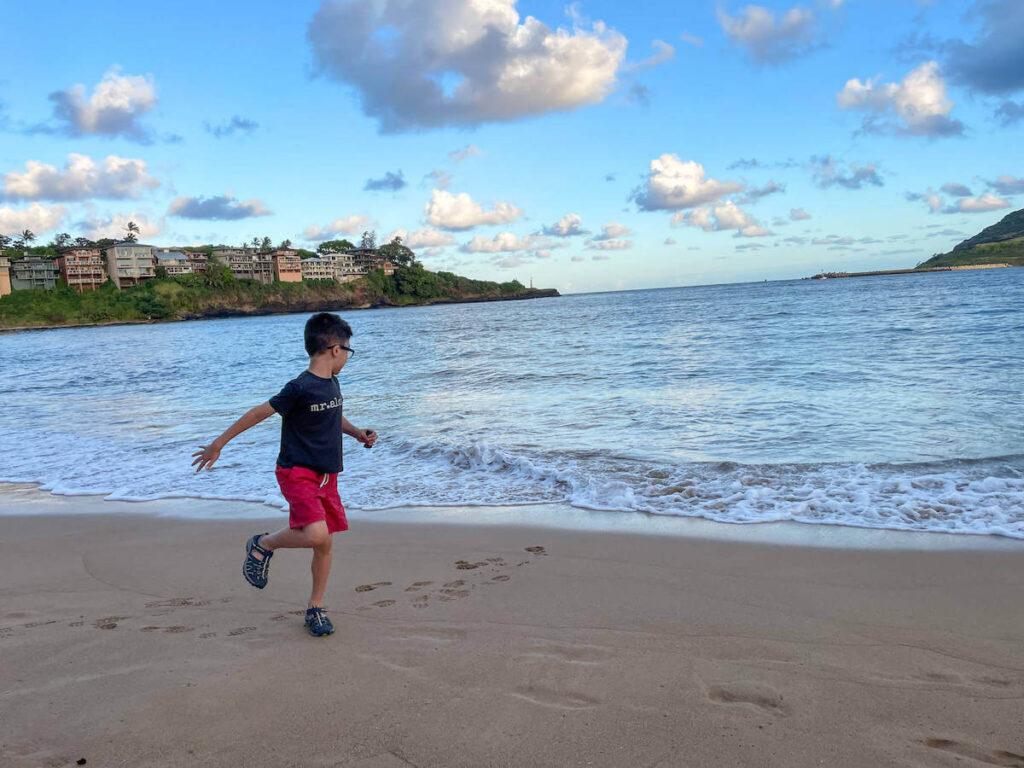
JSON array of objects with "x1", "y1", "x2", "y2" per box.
[{"x1": 1, "y1": 0, "x2": 1021, "y2": 293}]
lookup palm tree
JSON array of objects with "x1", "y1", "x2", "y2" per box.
[
  {"x1": 124, "y1": 221, "x2": 140, "y2": 243},
  {"x1": 19, "y1": 229, "x2": 36, "y2": 248},
  {"x1": 52, "y1": 232, "x2": 71, "y2": 249},
  {"x1": 279, "y1": 238, "x2": 292, "y2": 249},
  {"x1": 260, "y1": 236, "x2": 272, "y2": 252},
  {"x1": 250, "y1": 237, "x2": 260, "y2": 250}
]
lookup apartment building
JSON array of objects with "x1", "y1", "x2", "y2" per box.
[
  {"x1": 0, "y1": 255, "x2": 10, "y2": 297},
  {"x1": 185, "y1": 251, "x2": 208, "y2": 274},
  {"x1": 154, "y1": 251, "x2": 193, "y2": 276},
  {"x1": 10, "y1": 255, "x2": 59, "y2": 291},
  {"x1": 271, "y1": 249, "x2": 302, "y2": 282},
  {"x1": 300, "y1": 257, "x2": 335, "y2": 281},
  {"x1": 104, "y1": 243, "x2": 156, "y2": 289},
  {"x1": 55, "y1": 247, "x2": 106, "y2": 291},
  {"x1": 319, "y1": 251, "x2": 359, "y2": 276},
  {"x1": 213, "y1": 248, "x2": 273, "y2": 284}
]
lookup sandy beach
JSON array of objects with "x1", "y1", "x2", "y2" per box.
[{"x1": 1, "y1": 484, "x2": 1023, "y2": 768}]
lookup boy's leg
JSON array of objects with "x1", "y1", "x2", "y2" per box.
[
  {"x1": 309, "y1": 533, "x2": 333, "y2": 608},
  {"x1": 256, "y1": 522, "x2": 328, "y2": 553}
]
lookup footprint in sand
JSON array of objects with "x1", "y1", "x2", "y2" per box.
[
  {"x1": 525, "y1": 546, "x2": 547, "y2": 555},
  {"x1": 94, "y1": 616, "x2": 129, "y2": 630},
  {"x1": 923, "y1": 739, "x2": 1024, "y2": 767},
  {"x1": 68, "y1": 621, "x2": 84, "y2": 628},
  {"x1": 199, "y1": 632, "x2": 216, "y2": 639},
  {"x1": 227, "y1": 626, "x2": 256, "y2": 636},
  {"x1": 23, "y1": 620, "x2": 58, "y2": 629},
  {"x1": 373, "y1": 600, "x2": 396, "y2": 608},
  {"x1": 706, "y1": 684, "x2": 790, "y2": 716},
  {"x1": 412, "y1": 596, "x2": 430, "y2": 609},
  {"x1": 270, "y1": 615, "x2": 289, "y2": 622},
  {"x1": 404, "y1": 581, "x2": 433, "y2": 592},
  {"x1": 491, "y1": 575, "x2": 510, "y2": 582},
  {"x1": 164, "y1": 626, "x2": 192, "y2": 634},
  {"x1": 355, "y1": 581, "x2": 392, "y2": 592}
]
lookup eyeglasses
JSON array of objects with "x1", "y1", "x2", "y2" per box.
[{"x1": 330, "y1": 344, "x2": 355, "y2": 358}]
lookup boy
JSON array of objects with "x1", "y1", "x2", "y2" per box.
[{"x1": 191, "y1": 312, "x2": 376, "y2": 637}]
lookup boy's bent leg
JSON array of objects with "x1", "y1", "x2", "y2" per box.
[
  {"x1": 258, "y1": 521, "x2": 329, "y2": 553},
  {"x1": 309, "y1": 531, "x2": 333, "y2": 608}
]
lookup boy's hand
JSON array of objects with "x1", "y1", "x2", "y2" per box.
[
  {"x1": 357, "y1": 429, "x2": 377, "y2": 449},
  {"x1": 191, "y1": 444, "x2": 222, "y2": 472}
]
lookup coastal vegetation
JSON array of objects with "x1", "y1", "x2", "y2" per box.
[
  {"x1": 917, "y1": 207, "x2": 1024, "y2": 268},
  {"x1": 0, "y1": 225, "x2": 555, "y2": 330}
]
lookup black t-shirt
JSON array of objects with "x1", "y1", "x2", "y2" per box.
[{"x1": 269, "y1": 370, "x2": 343, "y2": 474}]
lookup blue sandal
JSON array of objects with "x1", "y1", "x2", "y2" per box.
[
  {"x1": 243, "y1": 533, "x2": 273, "y2": 589},
  {"x1": 305, "y1": 606, "x2": 334, "y2": 637}
]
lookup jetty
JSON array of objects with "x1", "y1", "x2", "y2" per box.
[{"x1": 807, "y1": 263, "x2": 1012, "y2": 280}]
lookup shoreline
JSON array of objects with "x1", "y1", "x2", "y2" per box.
[
  {"x1": 4, "y1": 482, "x2": 1022, "y2": 551},
  {"x1": 0, "y1": 287, "x2": 560, "y2": 334},
  {"x1": 2, "y1": 491, "x2": 1023, "y2": 766}
]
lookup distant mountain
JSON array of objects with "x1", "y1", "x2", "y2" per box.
[{"x1": 917, "y1": 207, "x2": 1024, "y2": 268}]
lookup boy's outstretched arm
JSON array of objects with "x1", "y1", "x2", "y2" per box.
[{"x1": 192, "y1": 402, "x2": 276, "y2": 472}]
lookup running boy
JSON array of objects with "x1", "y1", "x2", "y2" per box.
[{"x1": 191, "y1": 312, "x2": 376, "y2": 637}]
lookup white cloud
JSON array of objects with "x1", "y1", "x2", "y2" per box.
[
  {"x1": 672, "y1": 200, "x2": 772, "y2": 237},
  {"x1": 169, "y1": 194, "x2": 272, "y2": 220},
  {"x1": 0, "y1": 203, "x2": 66, "y2": 235},
  {"x1": 308, "y1": 0, "x2": 627, "y2": 131},
  {"x1": 951, "y1": 193, "x2": 1011, "y2": 213},
  {"x1": 79, "y1": 212, "x2": 163, "y2": 241},
  {"x1": 633, "y1": 154, "x2": 743, "y2": 211},
  {"x1": 988, "y1": 175, "x2": 1024, "y2": 195},
  {"x1": 586, "y1": 239, "x2": 633, "y2": 250},
  {"x1": 680, "y1": 32, "x2": 704, "y2": 47},
  {"x1": 425, "y1": 189, "x2": 523, "y2": 230},
  {"x1": 1, "y1": 154, "x2": 159, "y2": 202},
  {"x1": 385, "y1": 226, "x2": 456, "y2": 248},
  {"x1": 449, "y1": 145, "x2": 482, "y2": 163},
  {"x1": 461, "y1": 232, "x2": 560, "y2": 253},
  {"x1": 717, "y1": 5, "x2": 821, "y2": 65},
  {"x1": 837, "y1": 61, "x2": 964, "y2": 137},
  {"x1": 591, "y1": 221, "x2": 634, "y2": 240},
  {"x1": 541, "y1": 213, "x2": 588, "y2": 237},
  {"x1": 789, "y1": 207, "x2": 811, "y2": 220},
  {"x1": 303, "y1": 213, "x2": 372, "y2": 241},
  {"x1": 46, "y1": 68, "x2": 158, "y2": 141},
  {"x1": 424, "y1": 169, "x2": 452, "y2": 190},
  {"x1": 626, "y1": 39, "x2": 675, "y2": 72}
]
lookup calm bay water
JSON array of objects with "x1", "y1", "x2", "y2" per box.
[{"x1": 2, "y1": 268, "x2": 1023, "y2": 537}]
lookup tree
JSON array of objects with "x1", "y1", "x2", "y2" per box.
[
  {"x1": 155, "y1": 265, "x2": 169, "y2": 279},
  {"x1": 250, "y1": 237, "x2": 261, "y2": 250},
  {"x1": 74, "y1": 237, "x2": 93, "y2": 247},
  {"x1": 360, "y1": 230, "x2": 377, "y2": 250},
  {"x1": 260, "y1": 236, "x2": 272, "y2": 252},
  {"x1": 203, "y1": 255, "x2": 235, "y2": 288},
  {"x1": 279, "y1": 239, "x2": 292, "y2": 249},
  {"x1": 0, "y1": 234, "x2": 10, "y2": 250},
  {"x1": 51, "y1": 232, "x2": 72, "y2": 249},
  {"x1": 317, "y1": 239, "x2": 354, "y2": 255},
  {"x1": 123, "y1": 221, "x2": 140, "y2": 242},
  {"x1": 17, "y1": 229, "x2": 35, "y2": 248},
  {"x1": 378, "y1": 237, "x2": 416, "y2": 268}
]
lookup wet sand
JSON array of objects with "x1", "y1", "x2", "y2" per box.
[{"x1": 1, "y1": 487, "x2": 1023, "y2": 767}]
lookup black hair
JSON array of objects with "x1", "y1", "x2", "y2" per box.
[{"x1": 304, "y1": 312, "x2": 352, "y2": 356}]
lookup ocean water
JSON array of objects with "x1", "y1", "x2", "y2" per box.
[{"x1": 2, "y1": 268, "x2": 1023, "y2": 538}]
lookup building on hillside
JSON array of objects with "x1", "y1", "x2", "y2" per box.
[
  {"x1": 213, "y1": 248, "x2": 273, "y2": 284},
  {"x1": 320, "y1": 251, "x2": 359, "y2": 276},
  {"x1": 154, "y1": 251, "x2": 193, "y2": 276},
  {"x1": 301, "y1": 257, "x2": 335, "y2": 281},
  {"x1": 185, "y1": 251, "x2": 208, "y2": 274},
  {"x1": 342, "y1": 248, "x2": 397, "y2": 276},
  {"x1": 0, "y1": 256, "x2": 11, "y2": 297},
  {"x1": 10, "y1": 254, "x2": 59, "y2": 291},
  {"x1": 271, "y1": 249, "x2": 302, "y2": 282},
  {"x1": 55, "y1": 247, "x2": 105, "y2": 291},
  {"x1": 104, "y1": 243, "x2": 156, "y2": 289},
  {"x1": 379, "y1": 260, "x2": 397, "y2": 276}
]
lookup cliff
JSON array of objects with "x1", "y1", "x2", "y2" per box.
[{"x1": 917, "y1": 208, "x2": 1024, "y2": 268}]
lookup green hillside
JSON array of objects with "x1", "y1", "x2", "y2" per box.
[{"x1": 917, "y1": 208, "x2": 1024, "y2": 268}]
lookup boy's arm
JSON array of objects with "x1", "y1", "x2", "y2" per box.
[
  {"x1": 342, "y1": 416, "x2": 377, "y2": 448},
  {"x1": 192, "y1": 402, "x2": 276, "y2": 472}
]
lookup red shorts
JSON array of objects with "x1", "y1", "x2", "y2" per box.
[{"x1": 275, "y1": 465, "x2": 348, "y2": 534}]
